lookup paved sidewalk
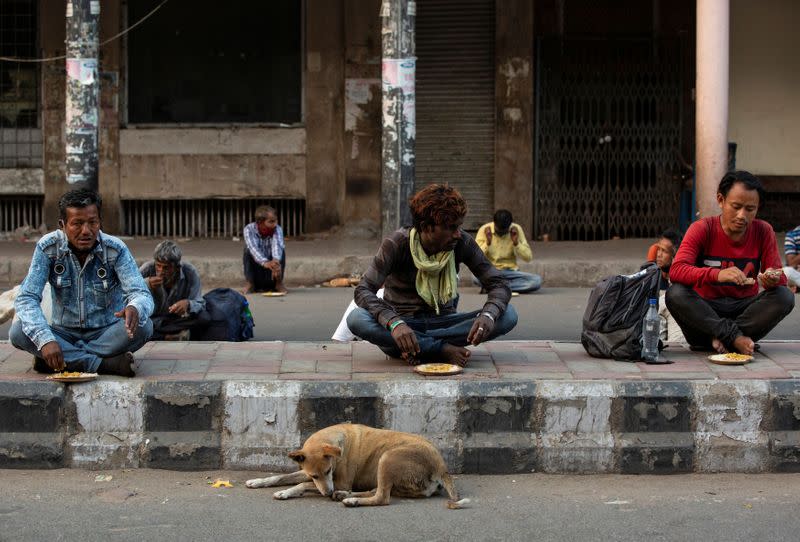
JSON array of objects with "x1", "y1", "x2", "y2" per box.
[
  {"x1": 4, "y1": 339, "x2": 800, "y2": 474},
  {"x1": 2, "y1": 339, "x2": 800, "y2": 381}
]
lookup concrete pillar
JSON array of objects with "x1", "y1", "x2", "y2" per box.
[
  {"x1": 305, "y1": 0, "x2": 346, "y2": 233},
  {"x1": 495, "y1": 0, "x2": 534, "y2": 235},
  {"x1": 41, "y1": 0, "x2": 67, "y2": 228},
  {"x1": 380, "y1": 0, "x2": 416, "y2": 237},
  {"x1": 695, "y1": 0, "x2": 729, "y2": 218},
  {"x1": 65, "y1": 0, "x2": 100, "y2": 191}
]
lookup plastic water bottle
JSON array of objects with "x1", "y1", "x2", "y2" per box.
[{"x1": 641, "y1": 298, "x2": 660, "y2": 363}]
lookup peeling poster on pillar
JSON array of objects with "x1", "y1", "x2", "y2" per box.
[
  {"x1": 66, "y1": 58, "x2": 97, "y2": 86},
  {"x1": 382, "y1": 57, "x2": 416, "y2": 147}
]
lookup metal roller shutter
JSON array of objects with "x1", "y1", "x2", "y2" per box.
[{"x1": 415, "y1": 0, "x2": 495, "y2": 230}]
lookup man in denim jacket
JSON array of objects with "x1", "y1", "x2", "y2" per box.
[{"x1": 10, "y1": 189, "x2": 154, "y2": 376}]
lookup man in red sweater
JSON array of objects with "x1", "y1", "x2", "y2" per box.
[{"x1": 666, "y1": 171, "x2": 794, "y2": 355}]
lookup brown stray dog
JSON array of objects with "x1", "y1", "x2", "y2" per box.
[{"x1": 245, "y1": 423, "x2": 469, "y2": 508}]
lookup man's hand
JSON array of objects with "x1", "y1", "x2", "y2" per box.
[
  {"x1": 390, "y1": 322, "x2": 420, "y2": 360},
  {"x1": 717, "y1": 267, "x2": 751, "y2": 286},
  {"x1": 40, "y1": 341, "x2": 65, "y2": 371},
  {"x1": 263, "y1": 260, "x2": 282, "y2": 280},
  {"x1": 484, "y1": 226, "x2": 493, "y2": 246},
  {"x1": 758, "y1": 267, "x2": 783, "y2": 288},
  {"x1": 147, "y1": 276, "x2": 163, "y2": 291},
  {"x1": 168, "y1": 299, "x2": 190, "y2": 316},
  {"x1": 510, "y1": 226, "x2": 519, "y2": 246},
  {"x1": 114, "y1": 306, "x2": 140, "y2": 339},
  {"x1": 467, "y1": 314, "x2": 495, "y2": 346}
]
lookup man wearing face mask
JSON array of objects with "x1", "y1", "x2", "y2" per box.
[
  {"x1": 140, "y1": 240, "x2": 210, "y2": 340},
  {"x1": 10, "y1": 189, "x2": 154, "y2": 376},
  {"x1": 242, "y1": 205, "x2": 287, "y2": 294},
  {"x1": 347, "y1": 184, "x2": 518, "y2": 367},
  {"x1": 667, "y1": 171, "x2": 794, "y2": 355}
]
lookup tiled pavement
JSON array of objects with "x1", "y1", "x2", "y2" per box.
[{"x1": 2, "y1": 339, "x2": 800, "y2": 381}]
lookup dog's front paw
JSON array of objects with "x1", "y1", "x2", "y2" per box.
[
  {"x1": 342, "y1": 497, "x2": 360, "y2": 507},
  {"x1": 273, "y1": 490, "x2": 293, "y2": 500},
  {"x1": 332, "y1": 490, "x2": 351, "y2": 501},
  {"x1": 246, "y1": 478, "x2": 265, "y2": 489}
]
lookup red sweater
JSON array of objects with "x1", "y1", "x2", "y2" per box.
[{"x1": 669, "y1": 216, "x2": 786, "y2": 299}]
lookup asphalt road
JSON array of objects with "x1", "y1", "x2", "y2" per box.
[
  {"x1": 1, "y1": 469, "x2": 799, "y2": 542},
  {"x1": 2, "y1": 286, "x2": 800, "y2": 342}
]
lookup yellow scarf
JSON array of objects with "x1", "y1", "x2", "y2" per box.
[{"x1": 409, "y1": 228, "x2": 457, "y2": 315}]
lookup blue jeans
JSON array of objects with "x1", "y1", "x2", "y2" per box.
[
  {"x1": 346, "y1": 305, "x2": 518, "y2": 358},
  {"x1": 473, "y1": 270, "x2": 541, "y2": 293},
  {"x1": 10, "y1": 318, "x2": 153, "y2": 372}
]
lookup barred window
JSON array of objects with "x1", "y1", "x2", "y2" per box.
[{"x1": 127, "y1": 0, "x2": 302, "y2": 124}]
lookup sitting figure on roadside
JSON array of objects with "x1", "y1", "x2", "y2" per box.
[
  {"x1": 666, "y1": 171, "x2": 794, "y2": 354},
  {"x1": 242, "y1": 205, "x2": 287, "y2": 294},
  {"x1": 782, "y1": 223, "x2": 800, "y2": 292},
  {"x1": 10, "y1": 189, "x2": 153, "y2": 376},
  {"x1": 347, "y1": 184, "x2": 518, "y2": 366},
  {"x1": 475, "y1": 209, "x2": 541, "y2": 293},
  {"x1": 140, "y1": 240, "x2": 210, "y2": 341},
  {"x1": 646, "y1": 229, "x2": 685, "y2": 344}
]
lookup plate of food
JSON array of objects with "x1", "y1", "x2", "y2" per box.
[
  {"x1": 707, "y1": 353, "x2": 753, "y2": 365},
  {"x1": 413, "y1": 363, "x2": 463, "y2": 376},
  {"x1": 46, "y1": 371, "x2": 98, "y2": 383},
  {"x1": 262, "y1": 291, "x2": 287, "y2": 297}
]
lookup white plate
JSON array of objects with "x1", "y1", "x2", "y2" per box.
[
  {"x1": 707, "y1": 353, "x2": 753, "y2": 365},
  {"x1": 46, "y1": 372, "x2": 98, "y2": 383},
  {"x1": 413, "y1": 363, "x2": 463, "y2": 376}
]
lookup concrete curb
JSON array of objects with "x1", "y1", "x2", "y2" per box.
[
  {"x1": 3, "y1": 379, "x2": 800, "y2": 474},
  {"x1": 2, "y1": 255, "x2": 641, "y2": 288}
]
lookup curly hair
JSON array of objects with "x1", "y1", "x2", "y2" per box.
[{"x1": 408, "y1": 184, "x2": 467, "y2": 231}]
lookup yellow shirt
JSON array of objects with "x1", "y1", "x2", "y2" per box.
[{"x1": 475, "y1": 221, "x2": 533, "y2": 270}]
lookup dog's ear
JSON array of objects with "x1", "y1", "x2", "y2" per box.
[
  {"x1": 288, "y1": 450, "x2": 305, "y2": 463},
  {"x1": 321, "y1": 444, "x2": 341, "y2": 458}
]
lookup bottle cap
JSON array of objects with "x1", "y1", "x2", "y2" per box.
[{"x1": 649, "y1": 298, "x2": 657, "y2": 305}]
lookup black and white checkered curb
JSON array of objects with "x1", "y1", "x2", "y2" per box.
[{"x1": 2, "y1": 379, "x2": 800, "y2": 473}]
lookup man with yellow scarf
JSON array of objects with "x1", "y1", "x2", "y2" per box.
[{"x1": 347, "y1": 184, "x2": 518, "y2": 366}]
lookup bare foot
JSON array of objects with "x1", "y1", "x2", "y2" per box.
[
  {"x1": 275, "y1": 283, "x2": 288, "y2": 294},
  {"x1": 441, "y1": 343, "x2": 471, "y2": 367},
  {"x1": 732, "y1": 335, "x2": 755, "y2": 355},
  {"x1": 711, "y1": 338, "x2": 728, "y2": 354},
  {"x1": 241, "y1": 283, "x2": 254, "y2": 295}
]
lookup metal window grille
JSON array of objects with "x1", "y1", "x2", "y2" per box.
[
  {"x1": 122, "y1": 198, "x2": 306, "y2": 238},
  {"x1": 0, "y1": 0, "x2": 41, "y2": 168},
  {"x1": 0, "y1": 194, "x2": 43, "y2": 231}
]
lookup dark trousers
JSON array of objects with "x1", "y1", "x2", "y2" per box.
[
  {"x1": 665, "y1": 283, "x2": 794, "y2": 350},
  {"x1": 243, "y1": 248, "x2": 285, "y2": 292},
  {"x1": 151, "y1": 310, "x2": 211, "y2": 340}
]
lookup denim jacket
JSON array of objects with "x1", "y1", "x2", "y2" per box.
[{"x1": 15, "y1": 230, "x2": 154, "y2": 350}]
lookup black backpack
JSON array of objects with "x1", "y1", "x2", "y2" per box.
[
  {"x1": 197, "y1": 288, "x2": 255, "y2": 342},
  {"x1": 580, "y1": 264, "x2": 662, "y2": 361}
]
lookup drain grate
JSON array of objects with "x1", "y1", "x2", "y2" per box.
[{"x1": 122, "y1": 198, "x2": 305, "y2": 238}]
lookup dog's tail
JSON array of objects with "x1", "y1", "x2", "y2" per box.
[{"x1": 441, "y1": 473, "x2": 470, "y2": 510}]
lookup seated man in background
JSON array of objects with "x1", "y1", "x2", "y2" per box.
[
  {"x1": 347, "y1": 184, "x2": 517, "y2": 367},
  {"x1": 11, "y1": 189, "x2": 153, "y2": 376},
  {"x1": 783, "y1": 223, "x2": 800, "y2": 292},
  {"x1": 646, "y1": 229, "x2": 685, "y2": 344},
  {"x1": 666, "y1": 171, "x2": 794, "y2": 354},
  {"x1": 475, "y1": 209, "x2": 541, "y2": 293},
  {"x1": 242, "y1": 205, "x2": 287, "y2": 294},
  {"x1": 140, "y1": 240, "x2": 210, "y2": 340}
]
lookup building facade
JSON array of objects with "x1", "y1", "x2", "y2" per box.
[{"x1": 0, "y1": 0, "x2": 798, "y2": 239}]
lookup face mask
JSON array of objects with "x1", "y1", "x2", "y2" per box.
[{"x1": 258, "y1": 223, "x2": 275, "y2": 237}]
